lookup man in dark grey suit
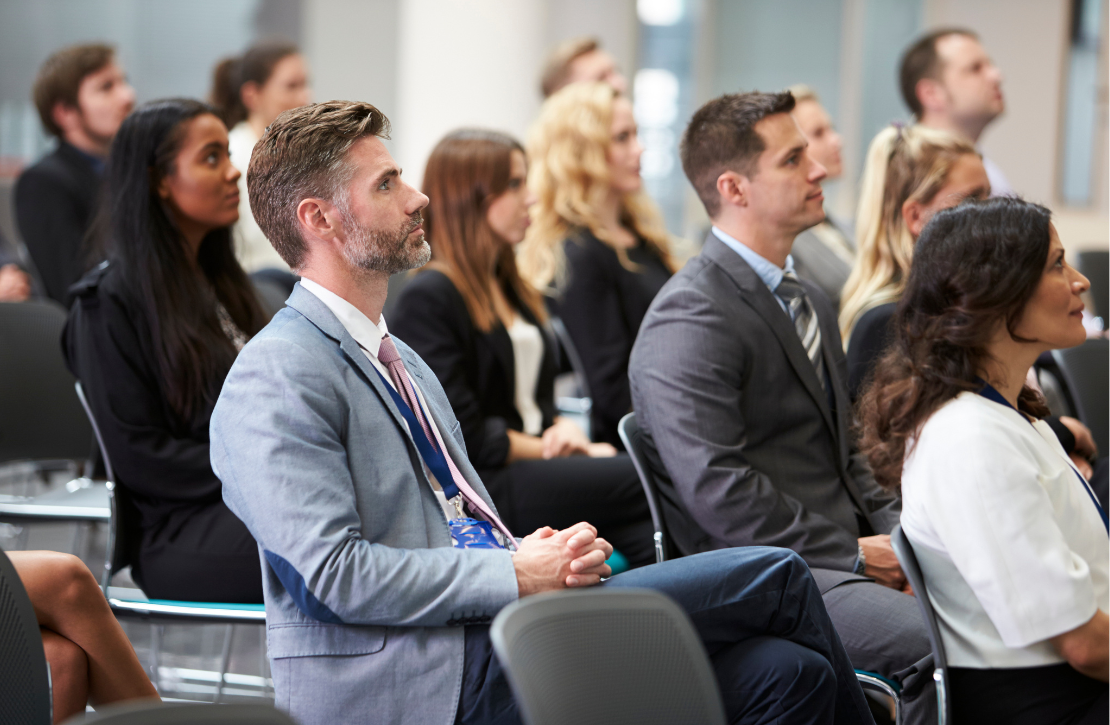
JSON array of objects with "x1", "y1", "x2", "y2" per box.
[{"x1": 630, "y1": 91, "x2": 934, "y2": 724}]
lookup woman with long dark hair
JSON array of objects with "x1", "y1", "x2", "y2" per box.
[
  {"x1": 210, "y1": 42, "x2": 310, "y2": 284},
  {"x1": 391, "y1": 129, "x2": 655, "y2": 568},
  {"x1": 859, "y1": 197, "x2": 1107, "y2": 723},
  {"x1": 64, "y1": 98, "x2": 267, "y2": 602}
]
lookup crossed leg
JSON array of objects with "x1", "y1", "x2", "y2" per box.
[{"x1": 10, "y1": 550, "x2": 159, "y2": 722}]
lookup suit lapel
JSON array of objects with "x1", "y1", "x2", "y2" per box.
[
  {"x1": 702, "y1": 235, "x2": 837, "y2": 435},
  {"x1": 285, "y1": 285, "x2": 413, "y2": 440},
  {"x1": 483, "y1": 325, "x2": 516, "y2": 399}
]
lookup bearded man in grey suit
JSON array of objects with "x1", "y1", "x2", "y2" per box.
[
  {"x1": 629, "y1": 91, "x2": 935, "y2": 725},
  {"x1": 210, "y1": 100, "x2": 874, "y2": 725}
]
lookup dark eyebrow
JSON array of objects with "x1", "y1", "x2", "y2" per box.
[
  {"x1": 375, "y1": 167, "x2": 400, "y2": 186},
  {"x1": 199, "y1": 141, "x2": 223, "y2": 155},
  {"x1": 779, "y1": 141, "x2": 806, "y2": 163}
]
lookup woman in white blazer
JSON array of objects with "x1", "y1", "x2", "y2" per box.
[{"x1": 858, "y1": 197, "x2": 1107, "y2": 724}]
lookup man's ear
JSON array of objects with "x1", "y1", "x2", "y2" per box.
[
  {"x1": 240, "y1": 81, "x2": 261, "y2": 114},
  {"x1": 915, "y1": 77, "x2": 946, "y2": 116},
  {"x1": 51, "y1": 100, "x2": 81, "y2": 137},
  {"x1": 715, "y1": 170, "x2": 748, "y2": 210},
  {"x1": 902, "y1": 197, "x2": 929, "y2": 238},
  {"x1": 296, "y1": 197, "x2": 341, "y2": 246}
]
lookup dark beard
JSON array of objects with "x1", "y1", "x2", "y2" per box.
[{"x1": 342, "y1": 211, "x2": 430, "y2": 274}]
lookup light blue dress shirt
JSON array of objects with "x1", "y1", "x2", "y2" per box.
[{"x1": 711, "y1": 226, "x2": 796, "y2": 319}]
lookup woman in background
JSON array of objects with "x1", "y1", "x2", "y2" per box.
[
  {"x1": 859, "y1": 198, "x2": 1106, "y2": 724},
  {"x1": 391, "y1": 129, "x2": 654, "y2": 568},
  {"x1": 840, "y1": 123, "x2": 988, "y2": 400},
  {"x1": 518, "y1": 82, "x2": 676, "y2": 449},
  {"x1": 210, "y1": 42, "x2": 310, "y2": 290},
  {"x1": 64, "y1": 99, "x2": 267, "y2": 603}
]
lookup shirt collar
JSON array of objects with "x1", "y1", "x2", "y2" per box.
[
  {"x1": 710, "y1": 226, "x2": 795, "y2": 294},
  {"x1": 298, "y1": 277, "x2": 389, "y2": 358}
]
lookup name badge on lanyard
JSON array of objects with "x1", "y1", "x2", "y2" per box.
[{"x1": 372, "y1": 367, "x2": 506, "y2": 549}]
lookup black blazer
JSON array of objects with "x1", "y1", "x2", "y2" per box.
[
  {"x1": 556, "y1": 230, "x2": 672, "y2": 447},
  {"x1": 845, "y1": 302, "x2": 897, "y2": 402},
  {"x1": 390, "y1": 269, "x2": 559, "y2": 471},
  {"x1": 62, "y1": 262, "x2": 228, "y2": 530},
  {"x1": 15, "y1": 142, "x2": 102, "y2": 304}
]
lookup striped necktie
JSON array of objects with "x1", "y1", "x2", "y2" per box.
[
  {"x1": 776, "y1": 272, "x2": 825, "y2": 389},
  {"x1": 377, "y1": 334, "x2": 516, "y2": 546}
]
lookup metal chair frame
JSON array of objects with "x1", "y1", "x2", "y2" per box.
[
  {"x1": 890, "y1": 525, "x2": 951, "y2": 725},
  {"x1": 618, "y1": 412, "x2": 903, "y2": 723},
  {"x1": 74, "y1": 382, "x2": 267, "y2": 703}
]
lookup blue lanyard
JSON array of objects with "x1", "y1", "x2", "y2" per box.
[
  {"x1": 976, "y1": 379, "x2": 1108, "y2": 533},
  {"x1": 372, "y1": 367, "x2": 461, "y2": 501}
]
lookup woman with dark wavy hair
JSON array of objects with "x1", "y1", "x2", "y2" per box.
[
  {"x1": 859, "y1": 197, "x2": 1107, "y2": 723},
  {"x1": 64, "y1": 99, "x2": 266, "y2": 602}
]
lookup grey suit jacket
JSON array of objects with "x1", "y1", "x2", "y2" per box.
[
  {"x1": 211, "y1": 284, "x2": 519, "y2": 725},
  {"x1": 628, "y1": 232, "x2": 900, "y2": 574}
]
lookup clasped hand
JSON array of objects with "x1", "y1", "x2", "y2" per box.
[{"x1": 513, "y1": 522, "x2": 613, "y2": 597}]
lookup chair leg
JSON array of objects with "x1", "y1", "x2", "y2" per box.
[
  {"x1": 259, "y1": 625, "x2": 271, "y2": 696},
  {"x1": 214, "y1": 624, "x2": 235, "y2": 703},
  {"x1": 149, "y1": 624, "x2": 163, "y2": 692}
]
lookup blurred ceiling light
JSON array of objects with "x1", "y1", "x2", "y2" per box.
[
  {"x1": 633, "y1": 69, "x2": 680, "y2": 127},
  {"x1": 637, "y1": 0, "x2": 684, "y2": 26}
]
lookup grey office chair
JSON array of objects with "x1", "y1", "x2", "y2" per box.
[
  {"x1": 619, "y1": 412, "x2": 904, "y2": 722},
  {"x1": 891, "y1": 525, "x2": 950, "y2": 725},
  {"x1": 1052, "y1": 338, "x2": 1109, "y2": 456},
  {"x1": 0, "y1": 300, "x2": 93, "y2": 465},
  {"x1": 74, "y1": 382, "x2": 266, "y2": 703},
  {"x1": 491, "y1": 588, "x2": 727, "y2": 725},
  {"x1": 0, "y1": 300, "x2": 105, "y2": 556},
  {"x1": 0, "y1": 546, "x2": 53, "y2": 725},
  {"x1": 63, "y1": 702, "x2": 297, "y2": 724}
]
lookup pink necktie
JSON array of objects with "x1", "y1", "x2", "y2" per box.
[{"x1": 377, "y1": 334, "x2": 516, "y2": 548}]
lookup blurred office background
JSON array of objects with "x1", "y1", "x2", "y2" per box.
[{"x1": 1, "y1": 0, "x2": 1106, "y2": 251}]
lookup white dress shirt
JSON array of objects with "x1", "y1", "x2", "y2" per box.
[
  {"x1": 299, "y1": 278, "x2": 460, "y2": 521},
  {"x1": 901, "y1": 391, "x2": 1108, "y2": 668},
  {"x1": 506, "y1": 316, "x2": 544, "y2": 436}
]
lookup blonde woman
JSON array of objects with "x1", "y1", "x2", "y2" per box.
[
  {"x1": 840, "y1": 123, "x2": 988, "y2": 400},
  {"x1": 519, "y1": 82, "x2": 676, "y2": 448}
]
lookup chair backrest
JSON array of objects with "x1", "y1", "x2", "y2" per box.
[
  {"x1": 250, "y1": 278, "x2": 288, "y2": 321},
  {"x1": 491, "y1": 588, "x2": 726, "y2": 725},
  {"x1": 0, "y1": 300, "x2": 93, "y2": 465},
  {"x1": 74, "y1": 382, "x2": 141, "y2": 591},
  {"x1": 0, "y1": 547, "x2": 53, "y2": 725},
  {"x1": 1052, "y1": 338, "x2": 1109, "y2": 456},
  {"x1": 549, "y1": 316, "x2": 591, "y2": 400},
  {"x1": 1076, "y1": 251, "x2": 1108, "y2": 322},
  {"x1": 890, "y1": 525, "x2": 951, "y2": 725},
  {"x1": 618, "y1": 413, "x2": 675, "y2": 563},
  {"x1": 71, "y1": 702, "x2": 297, "y2": 724}
]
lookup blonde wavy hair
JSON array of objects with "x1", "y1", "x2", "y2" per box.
[
  {"x1": 839, "y1": 123, "x2": 978, "y2": 342},
  {"x1": 517, "y1": 82, "x2": 675, "y2": 290}
]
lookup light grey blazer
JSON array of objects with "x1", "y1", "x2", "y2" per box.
[
  {"x1": 628, "y1": 233, "x2": 900, "y2": 575},
  {"x1": 211, "y1": 284, "x2": 519, "y2": 725}
]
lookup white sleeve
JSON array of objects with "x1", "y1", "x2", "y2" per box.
[{"x1": 908, "y1": 413, "x2": 1097, "y2": 648}]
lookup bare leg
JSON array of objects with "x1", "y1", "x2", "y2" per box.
[
  {"x1": 11, "y1": 551, "x2": 160, "y2": 707},
  {"x1": 42, "y1": 628, "x2": 89, "y2": 723}
]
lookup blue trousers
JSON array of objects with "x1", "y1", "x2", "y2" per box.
[{"x1": 456, "y1": 547, "x2": 874, "y2": 725}]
